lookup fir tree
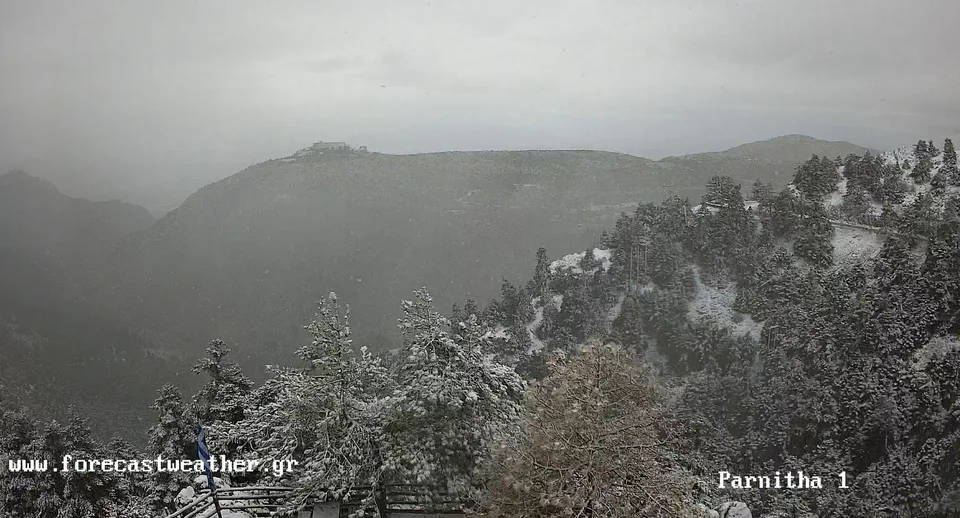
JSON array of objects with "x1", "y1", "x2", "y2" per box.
[
  {"x1": 106, "y1": 436, "x2": 150, "y2": 512},
  {"x1": 463, "y1": 299, "x2": 479, "y2": 320},
  {"x1": 912, "y1": 140, "x2": 933, "y2": 183},
  {"x1": 531, "y1": 247, "x2": 550, "y2": 299},
  {"x1": 515, "y1": 285, "x2": 535, "y2": 325},
  {"x1": 450, "y1": 302, "x2": 464, "y2": 331},
  {"x1": 841, "y1": 184, "x2": 872, "y2": 223},
  {"x1": 5, "y1": 414, "x2": 127, "y2": 518},
  {"x1": 598, "y1": 230, "x2": 612, "y2": 249},
  {"x1": 704, "y1": 175, "x2": 743, "y2": 208},
  {"x1": 578, "y1": 248, "x2": 601, "y2": 273},
  {"x1": 751, "y1": 179, "x2": 774, "y2": 204},
  {"x1": 499, "y1": 278, "x2": 519, "y2": 324},
  {"x1": 219, "y1": 294, "x2": 390, "y2": 512},
  {"x1": 191, "y1": 339, "x2": 252, "y2": 425},
  {"x1": 942, "y1": 138, "x2": 959, "y2": 186},
  {"x1": 383, "y1": 289, "x2": 524, "y2": 497},
  {"x1": 146, "y1": 385, "x2": 196, "y2": 514},
  {"x1": 794, "y1": 154, "x2": 840, "y2": 200},
  {"x1": 0, "y1": 406, "x2": 40, "y2": 516}
]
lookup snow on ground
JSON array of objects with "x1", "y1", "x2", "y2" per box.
[
  {"x1": 526, "y1": 297, "x2": 546, "y2": 353},
  {"x1": 912, "y1": 335, "x2": 960, "y2": 371},
  {"x1": 687, "y1": 267, "x2": 763, "y2": 342},
  {"x1": 593, "y1": 248, "x2": 612, "y2": 271},
  {"x1": 550, "y1": 251, "x2": 586, "y2": 273},
  {"x1": 606, "y1": 293, "x2": 626, "y2": 326},
  {"x1": 482, "y1": 326, "x2": 511, "y2": 340},
  {"x1": 598, "y1": 293, "x2": 627, "y2": 334},
  {"x1": 832, "y1": 226, "x2": 885, "y2": 266},
  {"x1": 691, "y1": 204, "x2": 720, "y2": 215},
  {"x1": 825, "y1": 145, "x2": 957, "y2": 214},
  {"x1": 551, "y1": 294, "x2": 564, "y2": 311},
  {"x1": 826, "y1": 178, "x2": 847, "y2": 208},
  {"x1": 881, "y1": 144, "x2": 945, "y2": 172},
  {"x1": 175, "y1": 477, "x2": 258, "y2": 518},
  {"x1": 549, "y1": 248, "x2": 612, "y2": 274},
  {"x1": 901, "y1": 182, "x2": 931, "y2": 207},
  {"x1": 883, "y1": 145, "x2": 913, "y2": 166}
]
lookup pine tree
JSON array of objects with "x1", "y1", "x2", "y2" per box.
[
  {"x1": 911, "y1": 141, "x2": 933, "y2": 184},
  {"x1": 900, "y1": 192, "x2": 938, "y2": 239},
  {"x1": 0, "y1": 406, "x2": 40, "y2": 516},
  {"x1": 508, "y1": 322, "x2": 534, "y2": 361},
  {"x1": 383, "y1": 289, "x2": 524, "y2": 497},
  {"x1": 537, "y1": 299, "x2": 560, "y2": 342},
  {"x1": 107, "y1": 436, "x2": 150, "y2": 512},
  {"x1": 841, "y1": 184, "x2": 872, "y2": 223},
  {"x1": 931, "y1": 170, "x2": 948, "y2": 192},
  {"x1": 531, "y1": 247, "x2": 550, "y2": 299},
  {"x1": 611, "y1": 295, "x2": 646, "y2": 351},
  {"x1": 649, "y1": 233, "x2": 683, "y2": 287},
  {"x1": 191, "y1": 339, "x2": 252, "y2": 425},
  {"x1": 146, "y1": 385, "x2": 196, "y2": 514},
  {"x1": 705, "y1": 175, "x2": 743, "y2": 208},
  {"x1": 515, "y1": 285, "x2": 535, "y2": 325},
  {"x1": 450, "y1": 303, "x2": 464, "y2": 331},
  {"x1": 941, "y1": 138, "x2": 959, "y2": 186},
  {"x1": 751, "y1": 179, "x2": 773, "y2": 204},
  {"x1": 557, "y1": 282, "x2": 592, "y2": 341},
  {"x1": 794, "y1": 154, "x2": 840, "y2": 199},
  {"x1": 218, "y1": 294, "x2": 390, "y2": 512},
  {"x1": 463, "y1": 299, "x2": 479, "y2": 320},
  {"x1": 598, "y1": 230, "x2": 612, "y2": 249},
  {"x1": 578, "y1": 248, "x2": 601, "y2": 273},
  {"x1": 9, "y1": 414, "x2": 127, "y2": 518}
]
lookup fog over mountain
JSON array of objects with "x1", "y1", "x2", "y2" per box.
[
  {"x1": 1, "y1": 0, "x2": 957, "y2": 212},
  {"x1": 3, "y1": 1, "x2": 960, "y2": 516},
  {"x1": 76, "y1": 136, "x2": 870, "y2": 362}
]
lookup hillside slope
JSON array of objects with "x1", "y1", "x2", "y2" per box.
[
  {"x1": 87, "y1": 136, "x2": 877, "y2": 359},
  {"x1": 95, "y1": 150, "x2": 666, "y2": 358},
  {"x1": 0, "y1": 169, "x2": 155, "y2": 283},
  {"x1": 663, "y1": 134, "x2": 873, "y2": 189}
]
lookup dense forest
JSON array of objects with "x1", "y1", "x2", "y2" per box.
[{"x1": 2, "y1": 139, "x2": 960, "y2": 517}]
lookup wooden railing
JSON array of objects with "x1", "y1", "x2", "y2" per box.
[
  {"x1": 165, "y1": 484, "x2": 467, "y2": 518},
  {"x1": 164, "y1": 486, "x2": 295, "y2": 518}
]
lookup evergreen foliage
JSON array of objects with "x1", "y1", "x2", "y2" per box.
[
  {"x1": 383, "y1": 289, "x2": 525, "y2": 496},
  {"x1": 145, "y1": 385, "x2": 196, "y2": 514},
  {"x1": 11, "y1": 140, "x2": 960, "y2": 516},
  {"x1": 191, "y1": 339, "x2": 252, "y2": 425}
]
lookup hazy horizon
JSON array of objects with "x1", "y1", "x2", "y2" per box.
[{"x1": 2, "y1": 0, "x2": 958, "y2": 209}]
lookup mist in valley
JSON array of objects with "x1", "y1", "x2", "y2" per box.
[{"x1": 1, "y1": 1, "x2": 959, "y2": 517}]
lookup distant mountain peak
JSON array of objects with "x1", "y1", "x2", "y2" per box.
[
  {"x1": 668, "y1": 135, "x2": 874, "y2": 164},
  {"x1": 0, "y1": 169, "x2": 60, "y2": 193},
  {"x1": 769, "y1": 134, "x2": 820, "y2": 141}
]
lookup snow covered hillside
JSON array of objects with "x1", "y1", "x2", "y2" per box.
[
  {"x1": 550, "y1": 248, "x2": 612, "y2": 274},
  {"x1": 687, "y1": 267, "x2": 763, "y2": 341}
]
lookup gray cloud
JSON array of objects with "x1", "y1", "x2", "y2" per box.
[{"x1": 1, "y1": 0, "x2": 957, "y2": 209}]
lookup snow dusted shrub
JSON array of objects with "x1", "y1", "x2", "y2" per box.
[{"x1": 484, "y1": 341, "x2": 697, "y2": 517}]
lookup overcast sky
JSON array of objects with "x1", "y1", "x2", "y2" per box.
[{"x1": 1, "y1": 0, "x2": 958, "y2": 209}]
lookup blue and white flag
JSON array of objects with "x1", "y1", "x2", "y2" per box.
[{"x1": 197, "y1": 424, "x2": 216, "y2": 491}]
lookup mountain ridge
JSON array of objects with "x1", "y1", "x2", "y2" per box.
[{"x1": 82, "y1": 134, "x2": 882, "y2": 362}]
